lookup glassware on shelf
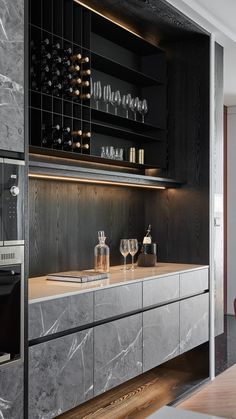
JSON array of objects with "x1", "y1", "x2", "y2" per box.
[
  {"x1": 111, "y1": 90, "x2": 121, "y2": 115},
  {"x1": 119, "y1": 239, "x2": 130, "y2": 271},
  {"x1": 103, "y1": 84, "x2": 112, "y2": 112},
  {"x1": 139, "y1": 99, "x2": 148, "y2": 123},
  {"x1": 129, "y1": 239, "x2": 138, "y2": 271},
  {"x1": 122, "y1": 93, "x2": 131, "y2": 118},
  {"x1": 94, "y1": 231, "x2": 110, "y2": 273},
  {"x1": 114, "y1": 147, "x2": 124, "y2": 161},
  {"x1": 130, "y1": 97, "x2": 140, "y2": 121},
  {"x1": 93, "y1": 81, "x2": 102, "y2": 110}
]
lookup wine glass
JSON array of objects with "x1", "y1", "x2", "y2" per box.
[
  {"x1": 119, "y1": 239, "x2": 130, "y2": 271},
  {"x1": 140, "y1": 99, "x2": 148, "y2": 123},
  {"x1": 122, "y1": 93, "x2": 131, "y2": 118},
  {"x1": 103, "y1": 84, "x2": 112, "y2": 112},
  {"x1": 93, "y1": 81, "x2": 102, "y2": 110},
  {"x1": 130, "y1": 97, "x2": 140, "y2": 121},
  {"x1": 129, "y1": 239, "x2": 138, "y2": 271},
  {"x1": 111, "y1": 90, "x2": 121, "y2": 115}
]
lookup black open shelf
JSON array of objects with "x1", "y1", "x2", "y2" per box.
[
  {"x1": 91, "y1": 108, "x2": 164, "y2": 133},
  {"x1": 91, "y1": 51, "x2": 164, "y2": 87},
  {"x1": 29, "y1": 146, "x2": 165, "y2": 170},
  {"x1": 92, "y1": 121, "x2": 162, "y2": 143}
]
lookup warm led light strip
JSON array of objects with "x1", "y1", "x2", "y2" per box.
[
  {"x1": 74, "y1": 0, "x2": 143, "y2": 40},
  {"x1": 28, "y1": 173, "x2": 166, "y2": 190}
]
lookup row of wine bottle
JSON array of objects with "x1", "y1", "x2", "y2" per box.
[
  {"x1": 31, "y1": 38, "x2": 91, "y2": 99},
  {"x1": 42, "y1": 124, "x2": 91, "y2": 151}
]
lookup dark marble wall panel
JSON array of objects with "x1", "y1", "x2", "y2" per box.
[
  {"x1": 143, "y1": 302, "x2": 180, "y2": 372},
  {"x1": 94, "y1": 313, "x2": 142, "y2": 396},
  {"x1": 29, "y1": 329, "x2": 94, "y2": 419},
  {"x1": 0, "y1": 0, "x2": 24, "y2": 152},
  {"x1": 29, "y1": 292, "x2": 94, "y2": 340},
  {"x1": 0, "y1": 363, "x2": 23, "y2": 419},
  {"x1": 94, "y1": 283, "x2": 142, "y2": 321}
]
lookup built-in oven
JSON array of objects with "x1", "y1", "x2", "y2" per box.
[
  {"x1": 0, "y1": 245, "x2": 24, "y2": 367},
  {"x1": 0, "y1": 158, "x2": 25, "y2": 246}
]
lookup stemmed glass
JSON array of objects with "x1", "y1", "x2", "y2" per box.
[
  {"x1": 129, "y1": 239, "x2": 138, "y2": 271},
  {"x1": 119, "y1": 239, "x2": 130, "y2": 271},
  {"x1": 139, "y1": 99, "x2": 148, "y2": 123},
  {"x1": 130, "y1": 97, "x2": 140, "y2": 121},
  {"x1": 111, "y1": 90, "x2": 121, "y2": 115},
  {"x1": 122, "y1": 93, "x2": 131, "y2": 118},
  {"x1": 103, "y1": 84, "x2": 112, "y2": 112},
  {"x1": 93, "y1": 81, "x2": 102, "y2": 110}
]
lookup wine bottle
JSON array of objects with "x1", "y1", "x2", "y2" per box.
[
  {"x1": 71, "y1": 53, "x2": 82, "y2": 62},
  {"x1": 52, "y1": 42, "x2": 61, "y2": 52},
  {"x1": 70, "y1": 77, "x2": 82, "y2": 86},
  {"x1": 81, "y1": 69, "x2": 91, "y2": 76},
  {"x1": 143, "y1": 225, "x2": 152, "y2": 244},
  {"x1": 52, "y1": 55, "x2": 62, "y2": 64},
  {"x1": 81, "y1": 143, "x2": 90, "y2": 150},
  {"x1": 71, "y1": 129, "x2": 82, "y2": 137},
  {"x1": 62, "y1": 138, "x2": 72, "y2": 149},
  {"x1": 80, "y1": 56, "x2": 90, "y2": 64},
  {"x1": 68, "y1": 64, "x2": 80, "y2": 73},
  {"x1": 42, "y1": 80, "x2": 52, "y2": 93},
  {"x1": 72, "y1": 141, "x2": 81, "y2": 150},
  {"x1": 41, "y1": 135, "x2": 62, "y2": 147},
  {"x1": 80, "y1": 93, "x2": 91, "y2": 100},
  {"x1": 41, "y1": 51, "x2": 52, "y2": 60},
  {"x1": 51, "y1": 68, "x2": 61, "y2": 77},
  {"x1": 31, "y1": 79, "x2": 39, "y2": 91},
  {"x1": 41, "y1": 38, "x2": 50, "y2": 47},
  {"x1": 82, "y1": 131, "x2": 91, "y2": 138},
  {"x1": 52, "y1": 82, "x2": 62, "y2": 96}
]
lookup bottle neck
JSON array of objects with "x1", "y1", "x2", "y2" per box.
[{"x1": 99, "y1": 238, "x2": 106, "y2": 245}]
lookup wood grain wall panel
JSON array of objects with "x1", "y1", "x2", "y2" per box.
[
  {"x1": 145, "y1": 37, "x2": 210, "y2": 265},
  {"x1": 29, "y1": 179, "x2": 144, "y2": 276}
]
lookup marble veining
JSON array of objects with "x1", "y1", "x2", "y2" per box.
[
  {"x1": 29, "y1": 292, "x2": 93, "y2": 340},
  {"x1": 29, "y1": 329, "x2": 94, "y2": 419},
  {"x1": 0, "y1": 363, "x2": 23, "y2": 419},
  {"x1": 0, "y1": 0, "x2": 24, "y2": 153},
  {"x1": 94, "y1": 314, "x2": 142, "y2": 396}
]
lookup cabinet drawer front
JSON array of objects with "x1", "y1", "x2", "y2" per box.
[
  {"x1": 143, "y1": 275, "x2": 179, "y2": 307},
  {"x1": 94, "y1": 314, "x2": 142, "y2": 396},
  {"x1": 94, "y1": 283, "x2": 142, "y2": 321},
  {"x1": 180, "y1": 293, "x2": 209, "y2": 354},
  {"x1": 29, "y1": 329, "x2": 94, "y2": 419},
  {"x1": 180, "y1": 268, "x2": 209, "y2": 297},
  {"x1": 29, "y1": 292, "x2": 94, "y2": 340},
  {"x1": 143, "y1": 302, "x2": 180, "y2": 372}
]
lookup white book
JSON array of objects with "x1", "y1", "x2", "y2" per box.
[
  {"x1": 47, "y1": 270, "x2": 109, "y2": 283},
  {"x1": 0, "y1": 352, "x2": 10, "y2": 363}
]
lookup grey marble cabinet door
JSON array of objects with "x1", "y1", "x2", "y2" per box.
[
  {"x1": 0, "y1": 363, "x2": 23, "y2": 419},
  {"x1": 29, "y1": 329, "x2": 93, "y2": 419},
  {"x1": 143, "y1": 302, "x2": 180, "y2": 372},
  {"x1": 180, "y1": 293, "x2": 209, "y2": 354},
  {"x1": 94, "y1": 314, "x2": 142, "y2": 396}
]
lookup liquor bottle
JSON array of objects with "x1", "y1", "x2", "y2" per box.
[
  {"x1": 143, "y1": 225, "x2": 152, "y2": 244},
  {"x1": 94, "y1": 231, "x2": 110, "y2": 273},
  {"x1": 81, "y1": 69, "x2": 91, "y2": 76}
]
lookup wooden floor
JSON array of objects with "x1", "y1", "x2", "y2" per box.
[
  {"x1": 177, "y1": 363, "x2": 236, "y2": 419},
  {"x1": 59, "y1": 347, "x2": 209, "y2": 419}
]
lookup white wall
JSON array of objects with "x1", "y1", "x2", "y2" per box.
[{"x1": 227, "y1": 106, "x2": 236, "y2": 314}]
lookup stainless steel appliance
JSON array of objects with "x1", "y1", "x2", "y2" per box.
[
  {"x1": 0, "y1": 246, "x2": 24, "y2": 366},
  {"x1": 0, "y1": 158, "x2": 25, "y2": 246}
]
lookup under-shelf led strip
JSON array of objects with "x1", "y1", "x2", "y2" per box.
[{"x1": 28, "y1": 173, "x2": 166, "y2": 190}]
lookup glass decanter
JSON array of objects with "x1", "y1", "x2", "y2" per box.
[{"x1": 94, "y1": 231, "x2": 110, "y2": 273}]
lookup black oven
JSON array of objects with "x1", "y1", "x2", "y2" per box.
[
  {"x1": 0, "y1": 158, "x2": 25, "y2": 246},
  {"x1": 0, "y1": 247, "x2": 24, "y2": 366}
]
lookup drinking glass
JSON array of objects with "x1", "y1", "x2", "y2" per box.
[
  {"x1": 129, "y1": 239, "x2": 138, "y2": 271},
  {"x1": 103, "y1": 84, "x2": 112, "y2": 112},
  {"x1": 111, "y1": 90, "x2": 121, "y2": 115},
  {"x1": 120, "y1": 239, "x2": 130, "y2": 271},
  {"x1": 93, "y1": 81, "x2": 102, "y2": 110},
  {"x1": 130, "y1": 97, "x2": 140, "y2": 121},
  {"x1": 122, "y1": 93, "x2": 131, "y2": 118},
  {"x1": 140, "y1": 99, "x2": 148, "y2": 123}
]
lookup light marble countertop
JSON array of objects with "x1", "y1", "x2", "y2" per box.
[{"x1": 29, "y1": 263, "x2": 208, "y2": 302}]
